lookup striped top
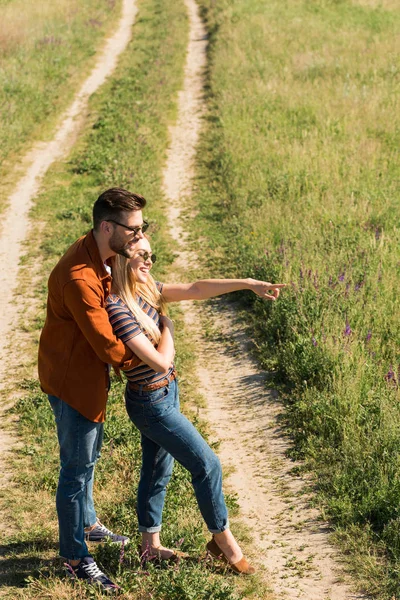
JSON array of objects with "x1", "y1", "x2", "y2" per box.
[{"x1": 105, "y1": 282, "x2": 175, "y2": 386}]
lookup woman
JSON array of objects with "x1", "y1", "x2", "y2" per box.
[{"x1": 105, "y1": 237, "x2": 285, "y2": 575}]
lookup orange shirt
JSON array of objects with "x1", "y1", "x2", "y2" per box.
[{"x1": 38, "y1": 230, "x2": 140, "y2": 422}]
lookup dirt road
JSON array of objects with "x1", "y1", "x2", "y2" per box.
[
  {"x1": 162, "y1": 1, "x2": 366, "y2": 598},
  {"x1": 0, "y1": 0, "x2": 368, "y2": 596}
]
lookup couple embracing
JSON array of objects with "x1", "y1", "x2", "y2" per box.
[{"x1": 38, "y1": 187, "x2": 285, "y2": 592}]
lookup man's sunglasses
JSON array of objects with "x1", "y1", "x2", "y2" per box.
[
  {"x1": 136, "y1": 251, "x2": 156, "y2": 264},
  {"x1": 108, "y1": 219, "x2": 149, "y2": 236}
]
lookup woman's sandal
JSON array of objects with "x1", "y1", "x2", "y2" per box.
[{"x1": 206, "y1": 537, "x2": 256, "y2": 575}]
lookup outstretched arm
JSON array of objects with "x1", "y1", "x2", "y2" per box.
[{"x1": 162, "y1": 279, "x2": 286, "y2": 303}]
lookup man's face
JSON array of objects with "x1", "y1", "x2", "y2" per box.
[{"x1": 107, "y1": 210, "x2": 146, "y2": 258}]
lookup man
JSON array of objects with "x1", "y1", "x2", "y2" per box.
[{"x1": 38, "y1": 188, "x2": 148, "y2": 592}]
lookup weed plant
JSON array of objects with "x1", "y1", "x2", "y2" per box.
[
  {"x1": 0, "y1": 0, "x2": 266, "y2": 597},
  {"x1": 195, "y1": 0, "x2": 400, "y2": 597}
]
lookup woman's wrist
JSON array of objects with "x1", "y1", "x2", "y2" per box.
[{"x1": 245, "y1": 277, "x2": 254, "y2": 290}]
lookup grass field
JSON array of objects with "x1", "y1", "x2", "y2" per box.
[
  {"x1": 0, "y1": 0, "x2": 267, "y2": 598},
  {"x1": 194, "y1": 0, "x2": 400, "y2": 596},
  {"x1": 3, "y1": 0, "x2": 400, "y2": 597},
  {"x1": 0, "y1": 0, "x2": 121, "y2": 212}
]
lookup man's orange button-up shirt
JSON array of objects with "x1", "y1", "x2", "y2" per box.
[{"x1": 38, "y1": 230, "x2": 140, "y2": 422}]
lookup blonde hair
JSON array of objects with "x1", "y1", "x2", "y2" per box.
[{"x1": 112, "y1": 253, "x2": 167, "y2": 344}]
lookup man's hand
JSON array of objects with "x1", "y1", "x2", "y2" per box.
[{"x1": 249, "y1": 279, "x2": 286, "y2": 301}]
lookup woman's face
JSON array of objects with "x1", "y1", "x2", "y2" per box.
[{"x1": 129, "y1": 238, "x2": 155, "y2": 284}]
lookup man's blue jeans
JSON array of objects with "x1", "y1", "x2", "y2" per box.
[
  {"x1": 125, "y1": 378, "x2": 229, "y2": 534},
  {"x1": 48, "y1": 395, "x2": 103, "y2": 559}
]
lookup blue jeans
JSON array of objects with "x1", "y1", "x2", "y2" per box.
[
  {"x1": 125, "y1": 378, "x2": 229, "y2": 534},
  {"x1": 48, "y1": 395, "x2": 103, "y2": 559}
]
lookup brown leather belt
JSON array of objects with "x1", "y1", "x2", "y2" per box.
[{"x1": 128, "y1": 368, "x2": 177, "y2": 392}]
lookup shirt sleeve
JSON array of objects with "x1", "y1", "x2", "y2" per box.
[
  {"x1": 63, "y1": 279, "x2": 142, "y2": 370},
  {"x1": 106, "y1": 299, "x2": 143, "y2": 344},
  {"x1": 156, "y1": 281, "x2": 164, "y2": 293}
]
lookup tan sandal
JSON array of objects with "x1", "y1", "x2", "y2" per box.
[{"x1": 206, "y1": 537, "x2": 256, "y2": 575}]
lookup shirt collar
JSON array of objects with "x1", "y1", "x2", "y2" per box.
[{"x1": 85, "y1": 230, "x2": 111, "y2": 281}]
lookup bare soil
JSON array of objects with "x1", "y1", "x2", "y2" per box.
[{"x1": 162, "y1": 1, "x2": 368, "y2": 598}]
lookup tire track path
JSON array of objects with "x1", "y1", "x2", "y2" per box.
[
  {"x1": 162, "y1": 1, "x2": 367, "y2": 598},
  {"x1": 0, "y1": 0, "x2": 138, "y2": 511}
]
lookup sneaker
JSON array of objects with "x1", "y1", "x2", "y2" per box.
[
  {"x1": 85, "y1": 519, "x2": 130, "y2": 545},
  {"x1": 65, "y1": 556, "x2": 120, "y2": 593}
]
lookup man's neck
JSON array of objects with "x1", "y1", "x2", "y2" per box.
[{"x1": 93, "y1": 229, "x2": 115, "y2": 263}]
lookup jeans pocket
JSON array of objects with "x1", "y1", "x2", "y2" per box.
[
  {"x1": 144, "y1": 386, "x2": 173, "y2": 421},
  {"x1": 147, "y1": 385, "x2": 169, "y2": 406}
]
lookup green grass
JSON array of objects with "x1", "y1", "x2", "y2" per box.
[
  {"x1": 193, "y1": 0, "x2": 400, "y2": 597},
  {"x1": 0, "y1": 0, "x2": 121, "y2": 212},
  {"x1": 0, "y1": 0, "x2": 268, "y2": 598}
]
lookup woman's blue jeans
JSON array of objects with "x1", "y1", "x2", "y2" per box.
[
  {"x1": 48, "y1": 395, "x2": 103, "y2": 559},
  {"x1": 125, "y1": 378, "x2": 229, "y2": 534}
]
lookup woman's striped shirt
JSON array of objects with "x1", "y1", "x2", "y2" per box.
[{"x1": 105, "y1": 282, "x2": 174, "y2": 386}]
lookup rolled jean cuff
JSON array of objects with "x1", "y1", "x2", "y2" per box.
[
  {"x1": 208, "y1": 520, "x2": 230, "y2": 534},
  {"x1": 138, "y1": 525, "x2": 162, "y2": 533},
  {"x1": 60, "y1": 551, "x2": 93, "y2": 560}
]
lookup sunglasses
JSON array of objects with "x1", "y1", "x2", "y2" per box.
[
  {"x1": 108, "y1": 219, "x2": 149, "y2": 237},
  {"x1": 135, "y1": 251, "x2": 156, "y2": 264}
]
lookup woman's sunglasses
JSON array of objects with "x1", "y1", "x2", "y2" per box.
[{"x1": 136, "y1": 251, "x2": 156, "y2": 264}]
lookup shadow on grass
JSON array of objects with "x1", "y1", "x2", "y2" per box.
[{"x1": 0, "y1": 538, "x2": 59, "y2": 588}]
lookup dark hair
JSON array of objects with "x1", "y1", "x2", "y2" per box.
[{"x1": 93, "y1": 188, "x2": 146, "y2": 230}]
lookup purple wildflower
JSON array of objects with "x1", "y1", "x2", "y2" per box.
[
  {"x1": 365, "y1": 330, "x2": 372, "y2": 343},
  {"x1": 299, "y1": 268, "x2": 304, "y2": 279},
  {"x1": 312, "y1": 337, "x2": 318, "y2": 347},
  {"x1": 355, "y1": 281, "x2": 364, "y2": 292},
  {"x1": 385, "y1": 365, "x2": 396, "y2": 385},
  {"x1": 338, "y1": 272, "x2": 345, "y2": 282},
  {"x1": 375, "y1": 227, "x2": 381, "y2": 241},
  {"x1": 140, "y1": 542, "x2": 157, "y2": 570},
  {"x1": 64, "y1": 563, "x2": 75, "y2": 575},
  {"x1": 119, "y1": 540, "x2": 126, "y2": 564},
  {"x1": 343, "y1": 322, "x2": 352, "y2": 336}
]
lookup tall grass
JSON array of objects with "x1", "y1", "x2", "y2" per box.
[
  {"x1": 194, "y1": 0, "x2": 400, "y2": 596},
  {"x1": 0, "y1": 0, "x2": 267, "y2": 597},
  {"x1": 0, "y1": 0, "x2": 121, "y2": 211}
]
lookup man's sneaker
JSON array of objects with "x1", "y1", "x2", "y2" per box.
[
  {"x1": 65, "y1": 556, "x2": 120, "y2": 593},
  {"x1": 85, "y1": 519, "x2": 130, "y2": 545}
]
